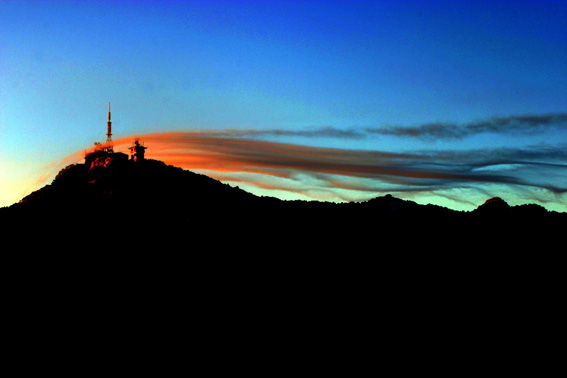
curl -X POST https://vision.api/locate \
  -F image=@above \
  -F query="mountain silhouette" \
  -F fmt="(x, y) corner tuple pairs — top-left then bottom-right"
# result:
(2, 154), (564, 326)
(2, 155), (565, 247)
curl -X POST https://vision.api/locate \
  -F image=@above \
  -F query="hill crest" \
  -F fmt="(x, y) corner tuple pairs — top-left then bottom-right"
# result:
(2, 156), (565, 234)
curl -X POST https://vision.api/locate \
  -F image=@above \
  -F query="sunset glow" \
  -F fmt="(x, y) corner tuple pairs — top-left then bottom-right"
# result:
(1, 1), (566, 212)
(24, 129), (562, 211)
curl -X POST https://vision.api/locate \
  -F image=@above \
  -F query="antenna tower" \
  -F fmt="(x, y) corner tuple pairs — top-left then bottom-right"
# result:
(106, 102), (114, 152)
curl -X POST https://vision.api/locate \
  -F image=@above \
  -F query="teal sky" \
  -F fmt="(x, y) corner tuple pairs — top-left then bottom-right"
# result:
(1, 0), (567, 211)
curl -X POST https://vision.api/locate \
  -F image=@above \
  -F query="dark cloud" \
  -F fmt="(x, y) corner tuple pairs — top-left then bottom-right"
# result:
(104, 132), (567, 201)
(195, 113), (567, 142)
(366, 113), (567, 140)
(208, 126), (366, 139)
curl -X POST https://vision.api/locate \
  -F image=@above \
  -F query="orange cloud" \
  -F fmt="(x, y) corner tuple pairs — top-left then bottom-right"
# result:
(108, 131), (524, 192)
(40, 130), (564, 209)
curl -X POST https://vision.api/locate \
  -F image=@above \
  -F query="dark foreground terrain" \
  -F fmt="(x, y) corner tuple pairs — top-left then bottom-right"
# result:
(2, 156), (564, 246)
(2, 156), (563, 342)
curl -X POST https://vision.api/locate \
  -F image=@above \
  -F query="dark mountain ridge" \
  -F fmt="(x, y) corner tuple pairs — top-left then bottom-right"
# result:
(2, 156), (564, 239)
(3, 156), (565, 304)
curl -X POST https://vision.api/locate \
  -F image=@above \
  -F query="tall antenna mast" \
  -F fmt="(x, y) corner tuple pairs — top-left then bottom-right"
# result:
(106, 102), (114, 152)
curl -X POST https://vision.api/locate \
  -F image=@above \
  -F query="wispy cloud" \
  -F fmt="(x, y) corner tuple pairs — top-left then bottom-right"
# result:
(100, 131), (567, 210)
(206, 126), (366, 139)
(112, 132), (501, 183)
(196, 113), (567, 141)
(366, 113), (567, 140)
(42, 115), (565, 211)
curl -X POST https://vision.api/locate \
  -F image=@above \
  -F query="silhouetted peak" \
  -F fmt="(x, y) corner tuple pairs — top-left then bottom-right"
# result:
(5, 158), (565, 237)
(484, 196), (509, 206)
(514, 203), (547, 215)
(365, 194), (421, 215)
(479, 196), (509, 208)
(473, 196), (513, 217)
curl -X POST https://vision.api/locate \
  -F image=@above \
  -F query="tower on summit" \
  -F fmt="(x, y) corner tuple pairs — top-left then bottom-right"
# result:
(85, 104), (148, 167)
(85, 103), (128, 167)
(106, 102), (114, 153)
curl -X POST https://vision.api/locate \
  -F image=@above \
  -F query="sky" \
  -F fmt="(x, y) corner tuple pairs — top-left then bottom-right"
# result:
(1, 0), (566, 211)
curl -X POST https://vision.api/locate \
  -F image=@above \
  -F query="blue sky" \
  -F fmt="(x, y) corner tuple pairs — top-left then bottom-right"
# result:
(1, 0), (566, 211)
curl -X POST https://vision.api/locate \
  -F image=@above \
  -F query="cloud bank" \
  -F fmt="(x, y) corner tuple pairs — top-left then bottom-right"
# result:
(101, 130), (567, 211)
(205, 113), (567, 141)
(367, 113), (567, 140)
(42, 112), (562, 211)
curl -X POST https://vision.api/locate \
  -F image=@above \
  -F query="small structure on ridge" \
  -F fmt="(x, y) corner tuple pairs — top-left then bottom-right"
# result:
(129, 139), (147, 162)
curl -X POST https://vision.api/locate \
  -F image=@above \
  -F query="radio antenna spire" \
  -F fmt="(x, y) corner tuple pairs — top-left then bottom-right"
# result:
(106, 102), (113, 152)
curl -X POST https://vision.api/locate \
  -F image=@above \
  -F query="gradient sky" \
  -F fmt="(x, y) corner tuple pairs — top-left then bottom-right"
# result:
(1, 0), (566, 211)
